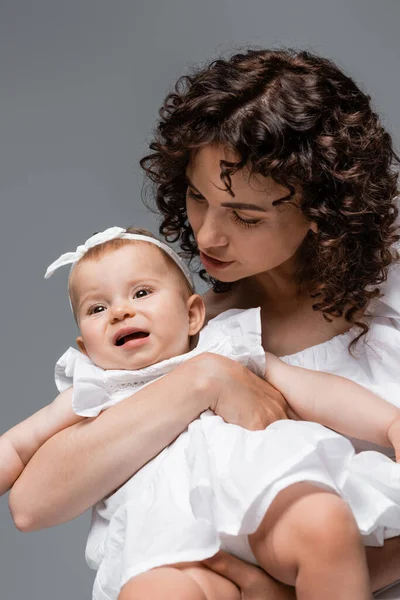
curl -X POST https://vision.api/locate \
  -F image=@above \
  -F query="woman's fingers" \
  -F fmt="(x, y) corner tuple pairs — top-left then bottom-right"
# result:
(203, 550), (259, 591)
(203, 550), (295, 599)
(195, 353), (290, 430)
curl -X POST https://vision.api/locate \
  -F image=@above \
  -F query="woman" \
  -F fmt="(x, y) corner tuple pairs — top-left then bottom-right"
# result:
(9, 48), (400, 598)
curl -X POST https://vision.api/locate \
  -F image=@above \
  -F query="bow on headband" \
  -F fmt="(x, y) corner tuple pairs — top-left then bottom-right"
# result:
(45, 226), (194, 289)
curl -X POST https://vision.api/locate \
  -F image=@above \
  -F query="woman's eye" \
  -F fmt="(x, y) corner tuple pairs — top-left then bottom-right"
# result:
(187, 187), (206, 203)
(134, 289), (151, 299)
(232, 212), (262, 228)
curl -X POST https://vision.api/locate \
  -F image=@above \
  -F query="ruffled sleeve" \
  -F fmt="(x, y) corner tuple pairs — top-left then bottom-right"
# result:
(359, 254), (400, 404)
(197, 308), (266, 377)
(54, 347), (81, 392)
(54, 347), (111, 417)
(281, 250), (400, 412)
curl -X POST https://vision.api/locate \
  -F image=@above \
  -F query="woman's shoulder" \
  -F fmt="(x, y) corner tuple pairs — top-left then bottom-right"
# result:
(281, 256), (400, 407)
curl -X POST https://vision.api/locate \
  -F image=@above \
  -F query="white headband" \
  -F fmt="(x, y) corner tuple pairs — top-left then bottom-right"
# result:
(44, 226), (194, 289)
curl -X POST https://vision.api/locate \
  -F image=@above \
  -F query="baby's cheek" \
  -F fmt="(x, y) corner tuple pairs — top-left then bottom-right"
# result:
(162, 327), (191, 358)
(87, 343), (108, 367)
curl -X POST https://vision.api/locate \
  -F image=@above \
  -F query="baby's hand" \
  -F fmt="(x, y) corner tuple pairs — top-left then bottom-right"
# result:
(387, 419), (400, 462)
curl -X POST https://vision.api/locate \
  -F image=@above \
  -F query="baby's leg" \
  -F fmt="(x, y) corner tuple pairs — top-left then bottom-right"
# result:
(249, 482), (371, 600)
(118, 562), (241, 600)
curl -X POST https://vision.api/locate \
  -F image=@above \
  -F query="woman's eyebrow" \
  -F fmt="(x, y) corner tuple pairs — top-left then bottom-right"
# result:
(220, 202), (267, 212)
(186, 175), (267, 211)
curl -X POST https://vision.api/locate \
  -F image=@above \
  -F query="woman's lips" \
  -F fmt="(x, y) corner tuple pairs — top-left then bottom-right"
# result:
(199, 251), (234, 270)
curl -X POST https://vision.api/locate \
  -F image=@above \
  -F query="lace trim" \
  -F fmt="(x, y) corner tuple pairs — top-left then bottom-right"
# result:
(105, 379), (152, 393)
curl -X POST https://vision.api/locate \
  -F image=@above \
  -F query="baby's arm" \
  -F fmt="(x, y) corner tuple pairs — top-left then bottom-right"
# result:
(0, 387), (85, 495)
(265, 353), (400, 460)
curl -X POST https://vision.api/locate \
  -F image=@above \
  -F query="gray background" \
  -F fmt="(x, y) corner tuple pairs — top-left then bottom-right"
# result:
(1, 1), (399, 598)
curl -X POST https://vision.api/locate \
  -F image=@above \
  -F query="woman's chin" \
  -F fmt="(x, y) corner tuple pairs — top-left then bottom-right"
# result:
(207, 268), (242, 284)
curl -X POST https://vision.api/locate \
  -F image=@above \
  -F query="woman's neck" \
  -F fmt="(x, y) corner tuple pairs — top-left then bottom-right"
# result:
(238, 260), (303, 312)
(204, 255), (310, 326)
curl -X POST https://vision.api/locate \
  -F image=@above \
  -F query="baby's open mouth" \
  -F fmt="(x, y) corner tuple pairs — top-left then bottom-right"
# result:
(115, 331), (150, 346)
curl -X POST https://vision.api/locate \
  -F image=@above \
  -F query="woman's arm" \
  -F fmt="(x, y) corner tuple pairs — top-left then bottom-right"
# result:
(0, 388), (84, 496)
(9, 353), (288, 531)
(265, 352), (400, 455)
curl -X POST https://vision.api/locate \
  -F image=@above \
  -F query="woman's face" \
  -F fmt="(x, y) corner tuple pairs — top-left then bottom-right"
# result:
(185, 144), (314, 282)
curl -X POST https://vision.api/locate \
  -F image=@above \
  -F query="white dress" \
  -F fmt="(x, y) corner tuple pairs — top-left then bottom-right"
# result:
(55, 262), (400, 600)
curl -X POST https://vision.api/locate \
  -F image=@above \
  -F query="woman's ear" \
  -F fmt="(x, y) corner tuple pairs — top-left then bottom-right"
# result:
(76, 336), (88, 356)
(310, 221), (318, 233)
(187, 294), (206, 336)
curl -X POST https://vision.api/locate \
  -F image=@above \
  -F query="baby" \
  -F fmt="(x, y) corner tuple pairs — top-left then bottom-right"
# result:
(2, 226), (400, 600)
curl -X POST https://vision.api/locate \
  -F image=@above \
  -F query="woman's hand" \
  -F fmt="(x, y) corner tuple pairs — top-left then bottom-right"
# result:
(194, 353), (294, 429)
(203, 551), (295, 599)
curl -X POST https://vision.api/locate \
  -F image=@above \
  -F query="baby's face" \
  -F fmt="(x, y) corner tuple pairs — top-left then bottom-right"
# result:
(71, 243), (204, 370)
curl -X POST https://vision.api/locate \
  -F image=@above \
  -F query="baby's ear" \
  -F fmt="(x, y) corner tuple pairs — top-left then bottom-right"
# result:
(187, 294), (206, 336)
(76, 336), (88, 356)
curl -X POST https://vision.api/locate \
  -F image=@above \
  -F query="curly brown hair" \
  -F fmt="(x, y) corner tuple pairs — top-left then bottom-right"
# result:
(140, 48), (400, 348)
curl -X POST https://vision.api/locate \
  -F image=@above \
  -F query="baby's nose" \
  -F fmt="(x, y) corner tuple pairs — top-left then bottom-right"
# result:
(110, 304), (135, 323)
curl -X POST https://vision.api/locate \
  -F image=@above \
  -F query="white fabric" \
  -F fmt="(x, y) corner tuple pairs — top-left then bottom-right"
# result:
(55, 308), (265, 417)
(55, 273), (400, 600)
(44, 226), (194, 289)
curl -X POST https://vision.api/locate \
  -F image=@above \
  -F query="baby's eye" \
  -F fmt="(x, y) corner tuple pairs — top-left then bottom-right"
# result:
(133, 289), (152, 299)
(88, 305), (106, 315)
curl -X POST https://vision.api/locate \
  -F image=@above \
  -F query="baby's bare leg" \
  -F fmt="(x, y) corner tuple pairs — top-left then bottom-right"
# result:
(118, 562), (240, 600)
(249, 482), (372, 600)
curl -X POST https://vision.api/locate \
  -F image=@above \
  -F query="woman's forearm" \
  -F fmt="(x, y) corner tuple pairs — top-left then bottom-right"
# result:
(9, 358), (212, 531)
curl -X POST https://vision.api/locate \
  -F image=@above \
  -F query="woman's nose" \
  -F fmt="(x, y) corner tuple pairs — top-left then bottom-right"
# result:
(195, 210), (229, 250)
(110, 303), (135, 324)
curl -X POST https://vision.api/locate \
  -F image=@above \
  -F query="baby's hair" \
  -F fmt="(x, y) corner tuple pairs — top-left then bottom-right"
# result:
(69, 226), (194, 320)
